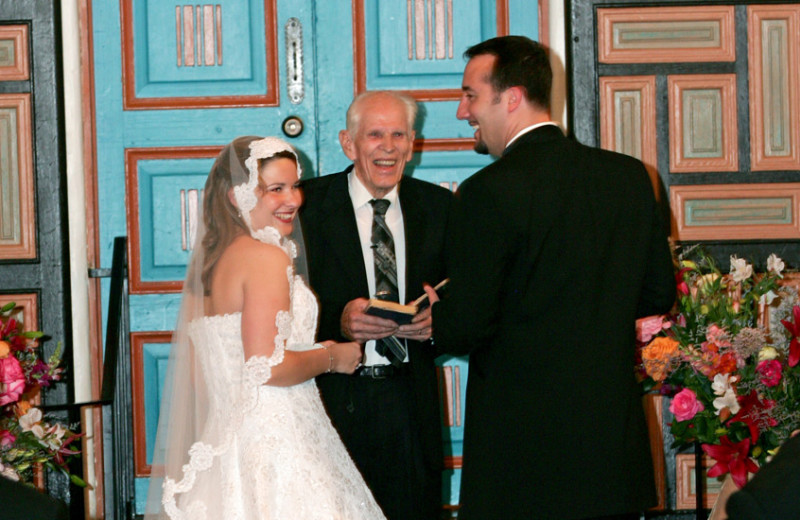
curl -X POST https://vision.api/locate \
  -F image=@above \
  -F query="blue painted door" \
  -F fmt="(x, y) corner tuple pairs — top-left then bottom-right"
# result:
(91, 0), (540, 512)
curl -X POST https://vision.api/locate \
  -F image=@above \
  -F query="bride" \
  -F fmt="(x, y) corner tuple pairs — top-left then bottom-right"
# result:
(144, 136), (386, 519)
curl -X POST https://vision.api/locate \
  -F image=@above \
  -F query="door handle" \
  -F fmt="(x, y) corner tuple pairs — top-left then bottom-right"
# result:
(285, 18), (304, 104)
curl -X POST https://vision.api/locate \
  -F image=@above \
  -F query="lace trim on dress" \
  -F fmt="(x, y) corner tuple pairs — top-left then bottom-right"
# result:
(162, 441), (231, 520)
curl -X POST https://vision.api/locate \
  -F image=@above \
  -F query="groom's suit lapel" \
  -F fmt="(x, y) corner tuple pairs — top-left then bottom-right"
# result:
(318, 171), (370, 297)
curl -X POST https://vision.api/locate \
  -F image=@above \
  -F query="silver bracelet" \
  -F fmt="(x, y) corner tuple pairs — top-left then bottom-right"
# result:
(321, 344), (333, 373)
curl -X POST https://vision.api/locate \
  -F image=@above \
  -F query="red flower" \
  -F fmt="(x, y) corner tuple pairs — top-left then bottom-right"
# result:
(755, 359), (782, 387)
(781, 305), (800, 367)
(676, 267), (692, 296)
(702, 436), (759, 488)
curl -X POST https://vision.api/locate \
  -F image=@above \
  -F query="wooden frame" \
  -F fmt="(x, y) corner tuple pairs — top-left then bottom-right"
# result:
(120, 0), (279, 109)
(597, 6), (736, 64)
(748, 5), (800, 171)
(0, 293), (38, 332)
(644, 394), (666, 510)
(0, 25), (30, 80)
(0, 93), (36, 260)
(670, 183), (800, 241)
(351, 0), (511, 101)
(675, 453), (723, 510)
(131, 331), (173, 476)
(125, 146), (222, 294)
(668, 74), (738, 173)
(599, 76), (659, 197)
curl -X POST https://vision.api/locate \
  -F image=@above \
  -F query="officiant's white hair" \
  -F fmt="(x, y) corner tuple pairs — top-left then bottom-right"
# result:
(345, 90), (418, 134)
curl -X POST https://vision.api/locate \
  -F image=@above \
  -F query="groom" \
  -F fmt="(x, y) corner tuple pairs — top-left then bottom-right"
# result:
(428, 36), (676, 519)
(300, 90), (452, 520)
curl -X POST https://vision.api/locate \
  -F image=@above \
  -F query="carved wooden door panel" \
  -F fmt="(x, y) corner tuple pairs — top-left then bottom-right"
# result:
(88, 0), (543, 512)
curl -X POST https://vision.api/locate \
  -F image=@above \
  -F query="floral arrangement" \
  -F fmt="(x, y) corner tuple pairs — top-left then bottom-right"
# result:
(0, 302), (85, 486)
(637, 250), (800, 488)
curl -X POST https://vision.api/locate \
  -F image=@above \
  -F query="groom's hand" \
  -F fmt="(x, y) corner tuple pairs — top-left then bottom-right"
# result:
(341, 297), (399, 342)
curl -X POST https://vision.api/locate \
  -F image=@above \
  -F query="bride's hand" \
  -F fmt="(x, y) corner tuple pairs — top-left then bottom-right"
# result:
(327, 341), (364, 374)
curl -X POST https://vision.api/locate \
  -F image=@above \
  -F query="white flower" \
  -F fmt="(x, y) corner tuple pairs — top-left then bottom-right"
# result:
(711, 373), (732, 396)
(713, 387), (741, 415)
(760, 290), (779, 305)
(730, 256), (753, 282)
(758, 346), (779, 361)
(43, 423), (66, 450)
(767, 254), (785, 278)
(0, 462), (19, 481)
(19, 408), (42, 432)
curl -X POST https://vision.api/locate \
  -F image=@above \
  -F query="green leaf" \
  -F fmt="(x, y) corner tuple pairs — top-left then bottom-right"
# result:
(1, 301), (16, 312)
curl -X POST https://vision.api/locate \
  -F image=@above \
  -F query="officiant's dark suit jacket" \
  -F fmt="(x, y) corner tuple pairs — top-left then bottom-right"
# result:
(431, 125), (676, 520)
(299, 166), (451, 519)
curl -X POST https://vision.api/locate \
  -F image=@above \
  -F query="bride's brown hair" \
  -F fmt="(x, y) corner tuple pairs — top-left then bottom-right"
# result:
(200, 136), (297, 293)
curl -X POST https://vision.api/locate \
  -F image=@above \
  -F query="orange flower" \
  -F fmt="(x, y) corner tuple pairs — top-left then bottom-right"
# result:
(0, 340), (10, 359)
(642, 336), (680, 381)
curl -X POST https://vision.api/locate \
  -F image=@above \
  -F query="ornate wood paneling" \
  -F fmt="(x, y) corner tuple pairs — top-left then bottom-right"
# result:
(352, 0), (509, 101)
(121, 0), (279, 109)
(599, 76), (659, 195)
(597, 6), (736, 64)
(0, 293), (38, 331)
(675, 454), (721, 510)
(668, 74), (738, 173)
(130, 331), (172, 477)
(644, 395), (666, 511)
(0, 93), (35, 259)
(670, 183), (800, 241)
(0, 25), (30, 80)
(125, 147), (221, 294)
(748, 5), (800, 171)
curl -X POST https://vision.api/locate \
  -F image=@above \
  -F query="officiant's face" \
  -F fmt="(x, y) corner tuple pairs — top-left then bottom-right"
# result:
(339, 93), (415, 199)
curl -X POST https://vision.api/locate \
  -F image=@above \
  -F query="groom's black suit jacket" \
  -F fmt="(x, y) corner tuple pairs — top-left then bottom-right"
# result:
(299, 166), (451, 517)
(432, 125), (676, 519)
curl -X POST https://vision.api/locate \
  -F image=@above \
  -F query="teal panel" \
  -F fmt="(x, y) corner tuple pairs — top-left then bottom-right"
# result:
(135, 0), (268, 97)
(407, 149), (493, 187)
(508, 0), (540, 39)
(130, 294), (182, 332)
(143, 342), (172, 464)
(685, 198), (793, 226)
(366, 0), (496, 90)
(136, 158), (211, 282)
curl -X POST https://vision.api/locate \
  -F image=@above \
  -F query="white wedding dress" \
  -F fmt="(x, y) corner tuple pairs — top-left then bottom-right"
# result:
(160, 233), (386, 520)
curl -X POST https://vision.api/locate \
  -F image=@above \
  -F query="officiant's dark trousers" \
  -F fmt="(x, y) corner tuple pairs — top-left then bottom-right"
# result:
(317, 369), (438, 520)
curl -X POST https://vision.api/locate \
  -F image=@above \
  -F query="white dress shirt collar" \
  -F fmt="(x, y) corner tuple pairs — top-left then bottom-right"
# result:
(505, 121), (560, 150)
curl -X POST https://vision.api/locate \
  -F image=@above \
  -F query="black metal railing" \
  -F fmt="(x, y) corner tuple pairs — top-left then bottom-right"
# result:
(101, 236), (136, 519)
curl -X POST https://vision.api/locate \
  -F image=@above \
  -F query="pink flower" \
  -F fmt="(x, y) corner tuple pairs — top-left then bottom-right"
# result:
(636, 315), (669, 343)
(0, 355), (26, 406)
(0, 429), (15, 447)
(755, 360), (782, 387)
(670, 388), (705, 422)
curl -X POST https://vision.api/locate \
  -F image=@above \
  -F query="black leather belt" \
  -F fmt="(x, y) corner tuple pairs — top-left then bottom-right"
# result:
(355, 363), (410, 379)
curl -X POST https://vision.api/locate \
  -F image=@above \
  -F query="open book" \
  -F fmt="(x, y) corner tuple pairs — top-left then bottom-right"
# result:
(364, 279), (449, 325)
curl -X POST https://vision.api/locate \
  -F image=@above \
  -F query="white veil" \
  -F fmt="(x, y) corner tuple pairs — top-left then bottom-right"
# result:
(143, 136), (305, 519)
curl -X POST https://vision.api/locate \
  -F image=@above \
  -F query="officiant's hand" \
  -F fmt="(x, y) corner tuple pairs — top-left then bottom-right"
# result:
(341, 297), (399, 342)
(396, 305), (432, 341)
(396, 283), (439, 341)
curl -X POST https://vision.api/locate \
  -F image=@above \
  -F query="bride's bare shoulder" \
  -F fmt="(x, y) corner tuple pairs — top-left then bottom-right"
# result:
(223, 235), (291, 271)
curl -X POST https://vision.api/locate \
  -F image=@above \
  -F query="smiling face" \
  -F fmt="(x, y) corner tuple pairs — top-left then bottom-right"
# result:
(248, 156), (302, 237)
(456, 54), (509, 157)
(339, 93), (415, 199)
